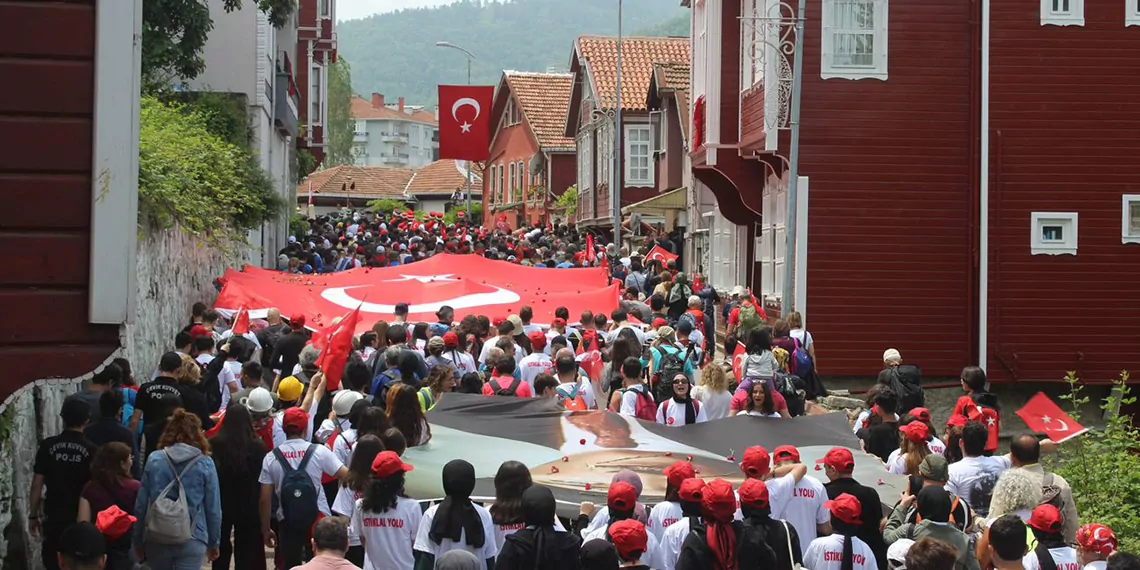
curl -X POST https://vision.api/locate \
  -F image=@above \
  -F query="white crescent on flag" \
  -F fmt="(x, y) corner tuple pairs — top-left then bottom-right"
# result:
(321, 283), (521, 314)
(451, 98), (481, 134)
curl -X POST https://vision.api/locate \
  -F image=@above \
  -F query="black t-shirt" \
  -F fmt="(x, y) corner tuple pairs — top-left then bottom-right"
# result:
(825, 477), (888, 570)
(84, 418), (134, 450)
(34, 430), (96, 522)
(135, 376), (214, 431)
(271, 331), (309, 375)
(857, 421), (900, 463)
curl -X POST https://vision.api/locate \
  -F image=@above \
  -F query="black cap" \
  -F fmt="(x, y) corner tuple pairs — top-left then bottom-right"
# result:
(159, 351), (183, 373)
(58, 522), (106, 561)
(394, 302), (409, 316)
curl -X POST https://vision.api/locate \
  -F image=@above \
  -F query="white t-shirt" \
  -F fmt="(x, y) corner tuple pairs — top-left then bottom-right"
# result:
(442, 350), (477, 376)
(258, 439), (345, 519)
(803, 533), (878, 570)
(353, 496), (422, 570)
(555, 379), (597, 409)
(774, 474), (829, 546)
(619, 384), (654, 417)
(518, 353), (553, 392)
(218, 360), (241, 412)
(1084, 561), (1108, 570)
(655, 399), (708, 426)
(316, 417), (352, 444)
(659, 516), (692, 570)
(692, 386), (733, 420)
(885, 437), (948, 474)
(647, 501), (683, 542)
(743, 410), (782, 418)
(413, 502), (498, 567)
(477, 336), (500, 365)
(606, 324), (647, 347)
(330, 428), (359, 468)
(789, 328), (814, 350)
(333, 488), (363, 546)
(582, 523), (662, 570)
(1023, 546), (1080, 570)
(735, 472), (798, 521)
(946, 455), (1009, 513)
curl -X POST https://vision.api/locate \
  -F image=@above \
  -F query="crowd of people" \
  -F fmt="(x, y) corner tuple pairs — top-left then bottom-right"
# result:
(30, 215), (1136, 570)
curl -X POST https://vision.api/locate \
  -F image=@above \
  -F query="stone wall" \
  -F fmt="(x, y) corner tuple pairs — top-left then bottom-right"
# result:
(0, 226), (246, 569)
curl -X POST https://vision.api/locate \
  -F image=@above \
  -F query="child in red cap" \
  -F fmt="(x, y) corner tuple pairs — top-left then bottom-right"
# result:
(648, 462), (695, 541)
(608, 519), (651, 569)
(1076, 523), (1117, 569)
(659, 478), (707, 570)
(1026, 504), (1078, 570)
(738, 478), (805, 569)
(804, 493), (878, 570)
(676, 479), (740, 570)
(771, 444), (830, 546)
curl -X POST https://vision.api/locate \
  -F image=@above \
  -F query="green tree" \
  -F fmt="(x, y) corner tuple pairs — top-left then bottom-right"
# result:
(554, 185), (578, 211)
(143, 0), (297, 88)
(367, 199), (407, 215)
(326, 57), (357, 166)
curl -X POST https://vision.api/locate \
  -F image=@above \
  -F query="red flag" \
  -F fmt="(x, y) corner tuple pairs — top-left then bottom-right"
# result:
(731, 343), (747, 383)
(645, 245), (679, 264)
(1016, 392), (1089, 443)
(314, 306), (361, 391)
(585, 234), (596, 263)
(230, 307), (250, 335)
(438, 85), (494, 161)
(579, 332), (604, 382)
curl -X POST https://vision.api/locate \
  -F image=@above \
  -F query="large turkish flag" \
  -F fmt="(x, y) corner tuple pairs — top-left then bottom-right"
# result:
(438, 85), (494, 161)
(214, 254), (621, 334)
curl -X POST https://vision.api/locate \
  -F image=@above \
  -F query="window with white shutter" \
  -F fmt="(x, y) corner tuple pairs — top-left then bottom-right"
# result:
(625, 124), (653, 187)
(1127, 0), (1140, 26)
(821, 0), (888, 80)
(1041, 0), (1084, 26)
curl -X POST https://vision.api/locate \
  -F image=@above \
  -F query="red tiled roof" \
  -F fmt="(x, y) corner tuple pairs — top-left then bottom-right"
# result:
(504, 71), (575, 149)
(297, 165), (414, 199)
(351, 97), (438, 125)
(652, 62), (691, 141)
(405, 159), (484, 196)
(576, 36), (690, 112)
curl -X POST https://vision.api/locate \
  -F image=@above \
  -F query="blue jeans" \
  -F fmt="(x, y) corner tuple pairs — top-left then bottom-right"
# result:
(144, 539), (207, 570)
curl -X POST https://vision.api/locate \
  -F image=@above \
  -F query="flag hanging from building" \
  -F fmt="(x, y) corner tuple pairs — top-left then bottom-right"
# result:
(1015, 392), (1089, 443)
(438, 85), (494, 161)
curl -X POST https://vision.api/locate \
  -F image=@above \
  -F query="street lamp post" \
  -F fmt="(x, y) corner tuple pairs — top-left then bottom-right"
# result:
(613, 0), (623, 248)
(436, 41), (476, 218)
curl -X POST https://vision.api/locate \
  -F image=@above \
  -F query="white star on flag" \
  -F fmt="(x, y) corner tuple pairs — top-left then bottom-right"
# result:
(1042, 415), (1053, 424)
(385, 274), (460, 284)
(460, 122), (472, 133)
(986, 417), (996, 427)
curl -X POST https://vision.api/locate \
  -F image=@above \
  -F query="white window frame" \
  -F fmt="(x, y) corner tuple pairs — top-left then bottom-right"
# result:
(1128, 0), (1140, 26)
(1031, 212), (1078, 255)
(1041, 0), (1084, 26)
(1122, 195), (1140, 244)
(517, 160), (525, 201)
(578, 130), (593, 191)
(310, 64), (324, 126)
(596, 122), (611, 191)
(508, 162), (516, 201)
(821, 0), (889, 81)
(319, 0), (331, 18)
(624, 123), (654, 187)
(498, 164), (505, 203)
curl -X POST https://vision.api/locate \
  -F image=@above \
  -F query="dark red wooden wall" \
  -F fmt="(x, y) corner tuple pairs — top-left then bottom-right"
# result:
(0, 0), (121, 395)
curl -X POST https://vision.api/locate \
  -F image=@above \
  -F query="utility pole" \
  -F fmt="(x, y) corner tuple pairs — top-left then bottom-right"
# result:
(612, 0), (624, 247)
(781, 0), (807, 315)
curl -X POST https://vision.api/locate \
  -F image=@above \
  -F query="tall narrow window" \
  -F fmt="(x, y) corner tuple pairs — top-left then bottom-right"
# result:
(498, 165), (505, 204)
(310, 64), (323, 124)
(1040, 0), (1084, 25)
(509, 162), (516, 201)
(821, 0), (888, 80)
(517, 160), (525, 202)
(624, 124), (653, 187)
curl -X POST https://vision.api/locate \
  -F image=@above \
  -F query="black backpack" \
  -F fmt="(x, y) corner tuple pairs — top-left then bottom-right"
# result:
(491, 377), (522, 397)
(881, 365), (924, 412)
(773, 372), (806, 417)
(653, 347), (687, 403)
(273, 444), (320, 529)
(198, 365), (222, 414)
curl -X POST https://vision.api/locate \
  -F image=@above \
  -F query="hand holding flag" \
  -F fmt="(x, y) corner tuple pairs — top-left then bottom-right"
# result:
(1016, 392), (1088, 443)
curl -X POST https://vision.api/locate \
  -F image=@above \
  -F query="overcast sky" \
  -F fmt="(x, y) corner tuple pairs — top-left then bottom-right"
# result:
(337, 0), (456, 22)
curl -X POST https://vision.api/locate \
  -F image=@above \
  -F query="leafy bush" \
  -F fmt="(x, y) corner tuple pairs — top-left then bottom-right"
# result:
(1048, 371), (1140, 553)
(444, 203), (482, 225)
(138, 96), (281, 238)
(367, 199), (406, 215)
(554, 185), (578, 211)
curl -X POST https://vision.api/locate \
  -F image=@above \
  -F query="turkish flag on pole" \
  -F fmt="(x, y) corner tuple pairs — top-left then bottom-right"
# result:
(646, 245), (679, 264)
(438, 85), (494, 161)
(315, 306), (361, 391)
(731, 343), (747, 383)
(585, 234), (596, 263)
(230, 307), (250, 335)
(1016, 392), (1089, 443)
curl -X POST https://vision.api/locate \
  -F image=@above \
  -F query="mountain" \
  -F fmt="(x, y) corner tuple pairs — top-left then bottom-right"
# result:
(336, 0), (688, 106)
(633, 13), (690, 37)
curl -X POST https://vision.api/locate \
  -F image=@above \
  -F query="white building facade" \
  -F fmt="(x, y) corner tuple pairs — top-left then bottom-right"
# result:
(351, 94), (439, 169)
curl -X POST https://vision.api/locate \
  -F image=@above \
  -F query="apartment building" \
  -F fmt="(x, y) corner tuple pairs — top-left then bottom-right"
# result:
(351, 94), (439, 169)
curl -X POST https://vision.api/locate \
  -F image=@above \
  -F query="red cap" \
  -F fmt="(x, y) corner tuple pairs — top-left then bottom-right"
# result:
(607, 481), (638, 512)
(189, 325), (212, 339)
(816, 447), (855, 474)
(738, 479), (770, 509)
(608, 519), (648, 560)
(908, 407), (932, 423)
(527, 330), (547, 350)
(701, 479), (738, 523)
(946, 414), (968, 428)
(1077, 524), (1118, 557)
(95, 504), (137, 541)
(677, 478), (706, 503)
(1028, 504), (1063, 534)
(740, 446), (771, 478)
(442, 331), (460, 348)
(282, 407), (309, 433)
(663, 461), (696, 490)
(553, 317), (567, 328)
(492, 317), (506, 327)
(370, 451), (414, 479)
(824, 493), (863, 525)
(652, 318), (668, 328)
(773, 445), (800, 464)
(902, 421), (930, 444)
(289, 314), (306, 329)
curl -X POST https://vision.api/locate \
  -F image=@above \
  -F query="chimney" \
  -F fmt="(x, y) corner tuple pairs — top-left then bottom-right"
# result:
(398, 97), (405, 113)
(371, 93), (384, 108)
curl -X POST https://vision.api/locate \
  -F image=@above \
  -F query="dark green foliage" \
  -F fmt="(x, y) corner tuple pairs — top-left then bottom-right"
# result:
(337, 0), (687, 105)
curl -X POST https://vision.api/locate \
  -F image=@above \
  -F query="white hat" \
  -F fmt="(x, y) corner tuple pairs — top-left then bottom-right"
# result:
(333, 390), (364, 417)
(730, 285), (747, 297)
(886, 538), (914, 569)
(883, 348), (902, 363)
(241, 387), (274, 413)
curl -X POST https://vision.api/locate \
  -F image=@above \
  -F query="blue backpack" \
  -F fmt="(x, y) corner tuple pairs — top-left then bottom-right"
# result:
(273, 444), (320, 529)
(790, 337), (814, 379)
(119, 388), (143, 436)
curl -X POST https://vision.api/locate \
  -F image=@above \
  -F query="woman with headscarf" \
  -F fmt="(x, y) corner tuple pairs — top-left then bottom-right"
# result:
(414, 460), (497, 570)
(581, 482), (663, 569)
(737, 479), (802, 570)
(676, 479), (740, 570)
(577, 470), (650, 537)
(497, 486), (582, 570)
(579, 539), (620, 570)
(660, 478), (706, 570)
(655, 373), (708, 427)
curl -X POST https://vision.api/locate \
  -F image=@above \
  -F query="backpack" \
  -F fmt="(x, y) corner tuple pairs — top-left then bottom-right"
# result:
(882, 365), (924, 412)
(653, 346), (688, 403)
(199, 367), (222, 414)
(273, 444), (321, 529)
(773, 372), (806, 417)
(143, 451), (205, 545)
(556, 383), (589, 412)
(119, 388), (141, 435)
(626, 386), (657, 422)
(490, 377), (522, 397)
(789, 336), (814, 380)
(737, 303), (763, 335)
(417, 387), (436, 411)
(1041, 473), (1067, 525)
(370, 369), (400, 409)
(678, 312), (698, 331)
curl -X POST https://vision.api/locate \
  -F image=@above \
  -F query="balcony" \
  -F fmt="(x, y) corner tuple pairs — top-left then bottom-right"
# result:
(382, 153), (410, 164)
(379, 132), (409, 144)
(274, 71), (299, 138)
(353, 131), (368, 143)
